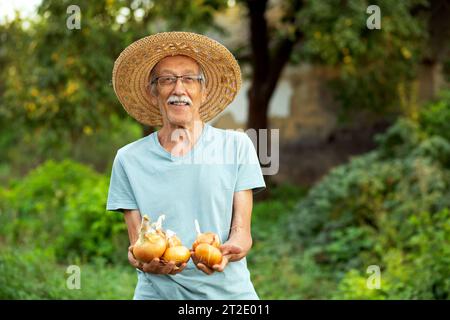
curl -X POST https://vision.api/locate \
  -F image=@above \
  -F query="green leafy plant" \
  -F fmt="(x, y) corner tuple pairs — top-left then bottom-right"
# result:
(0, 159), (128, 263)
(0, 247), (135, 299)
(282, 90), (450, 299)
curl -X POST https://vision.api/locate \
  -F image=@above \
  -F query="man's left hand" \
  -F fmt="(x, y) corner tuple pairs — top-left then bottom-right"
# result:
(192, 242), (246, 275)
(212, 243), (245, 272)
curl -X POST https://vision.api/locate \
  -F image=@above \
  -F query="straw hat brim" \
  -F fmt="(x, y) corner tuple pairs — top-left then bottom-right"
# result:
(112, 31), (242, 126)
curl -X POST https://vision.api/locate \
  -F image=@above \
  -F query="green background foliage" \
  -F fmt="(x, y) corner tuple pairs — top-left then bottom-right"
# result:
(297, 0), (427, 114)
(0, 0), (449, 299)
(1, 90), (449, 299)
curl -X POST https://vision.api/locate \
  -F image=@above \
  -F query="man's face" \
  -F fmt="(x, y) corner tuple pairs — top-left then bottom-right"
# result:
(150, 55), (207, 127)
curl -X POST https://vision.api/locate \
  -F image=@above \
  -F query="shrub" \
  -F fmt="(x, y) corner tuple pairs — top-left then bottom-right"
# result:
(248, 184), (313, 299)
(419, 90), (450, 142)
(333, 209), (450, 299)
(284, 90), (450, 299)
(0, 247), (135, 299)
(0, 159), (128, 264)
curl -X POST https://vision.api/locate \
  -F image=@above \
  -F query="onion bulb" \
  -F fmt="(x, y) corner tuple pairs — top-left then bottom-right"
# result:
(162, 230), (190, 265)
(192, 228), (223, 267)
(192, 232), (220, 250)
(163, 246), (191, 265)
(133, 215), (167, 263)
(194, 243), (223, 267)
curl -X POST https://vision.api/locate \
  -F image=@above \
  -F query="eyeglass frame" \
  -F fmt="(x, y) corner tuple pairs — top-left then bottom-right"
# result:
(150, 74), (205, 88)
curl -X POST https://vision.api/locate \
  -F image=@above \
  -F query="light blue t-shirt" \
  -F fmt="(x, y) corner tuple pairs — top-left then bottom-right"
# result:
(106, 123), (266, 300)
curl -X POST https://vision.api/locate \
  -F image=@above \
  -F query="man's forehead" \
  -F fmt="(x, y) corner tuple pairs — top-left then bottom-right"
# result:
(154, 55), (201, 73)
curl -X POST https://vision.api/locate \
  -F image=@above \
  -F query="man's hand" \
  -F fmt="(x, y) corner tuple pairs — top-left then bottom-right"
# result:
(191, 242), (245, 275)
(128, 245), (187, 275)
(213, 243), (246, 271)
(191, 189), (254, 275)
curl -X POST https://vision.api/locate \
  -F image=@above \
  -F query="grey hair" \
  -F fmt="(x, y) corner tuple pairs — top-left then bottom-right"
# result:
(148, 60), (207, 96)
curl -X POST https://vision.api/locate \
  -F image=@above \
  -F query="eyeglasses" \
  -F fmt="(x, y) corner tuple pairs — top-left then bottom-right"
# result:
(151, 75), (204, 88)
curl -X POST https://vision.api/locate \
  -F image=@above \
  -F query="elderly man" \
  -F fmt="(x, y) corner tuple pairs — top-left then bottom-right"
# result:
(107, 32), (265, 299)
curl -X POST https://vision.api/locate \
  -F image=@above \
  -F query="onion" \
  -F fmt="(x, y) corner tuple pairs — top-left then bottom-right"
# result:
(192, 228), (223, 268)
(167, 233), (183, 248)
(192, 232), (220, 250)
(163, 246), (191, 265)
(133, 215), (167, 263)
(194, 243), (223, 267)
(161, 231), (190, 266)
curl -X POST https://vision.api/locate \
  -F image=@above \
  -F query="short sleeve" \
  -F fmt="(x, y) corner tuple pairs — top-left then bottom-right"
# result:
(234, 133), (266, 194)
(106, 152), (139, 212)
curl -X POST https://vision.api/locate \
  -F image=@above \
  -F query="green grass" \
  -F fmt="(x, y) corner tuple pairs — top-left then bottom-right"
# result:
(0, 247), (135, 299)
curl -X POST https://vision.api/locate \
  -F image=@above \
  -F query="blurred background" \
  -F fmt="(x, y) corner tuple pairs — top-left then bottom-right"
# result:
(0, 0), (449, 299)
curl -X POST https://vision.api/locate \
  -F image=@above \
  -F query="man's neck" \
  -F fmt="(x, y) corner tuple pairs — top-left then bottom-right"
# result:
(157, 120), (205, 156)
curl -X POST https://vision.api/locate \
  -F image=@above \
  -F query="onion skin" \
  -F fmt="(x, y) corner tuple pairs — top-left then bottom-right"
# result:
(167, 235), (182, 248)
(133, 233), (167, 263)
(162, 234), (190, 266)
(192, 232), (220, 250)
(194, 243), (223, 267)
(162, 246), (191, 265)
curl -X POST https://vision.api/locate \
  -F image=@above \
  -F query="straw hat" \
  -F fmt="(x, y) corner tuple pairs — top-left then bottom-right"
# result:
(112, 31), (242, 126)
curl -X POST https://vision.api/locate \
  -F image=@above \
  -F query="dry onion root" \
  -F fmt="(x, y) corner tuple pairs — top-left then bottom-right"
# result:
(192, 220), (223, 268)
(162, 230), (191, 266)
(132, 215), (167, 263)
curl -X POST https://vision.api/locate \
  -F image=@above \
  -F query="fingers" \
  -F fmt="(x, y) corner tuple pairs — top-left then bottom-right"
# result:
(212, 255), (229, 273)
(133, 259), (144, 270)
(169, 262), (187, 275)
(190, 251), (198, 263)
(142, 258), (162, 273)
(191, 251), (214, 275)
(190, 251), (203, 268)
(141, 258), (177, 275)
(197, 263), (215, 275)
(160, 261), (176, 274)
(219, 243), (246, 262)
(137, 251), (233, 275)
(128, 248), (143, 270)
(136, 257), (187, 275)
(141, 258), (157, 273)
(220, 244), (243, 256)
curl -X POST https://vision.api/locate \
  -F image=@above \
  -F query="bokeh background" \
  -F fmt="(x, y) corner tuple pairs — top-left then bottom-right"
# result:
(0, 0), (449, 299)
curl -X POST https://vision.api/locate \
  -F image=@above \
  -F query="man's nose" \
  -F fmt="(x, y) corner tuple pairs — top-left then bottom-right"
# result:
(172, 78), (187, 95)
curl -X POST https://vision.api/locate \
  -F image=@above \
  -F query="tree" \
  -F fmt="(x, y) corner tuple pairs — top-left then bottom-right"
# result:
(244, 0), (304, 132)
(240, 0), (432, 133)
(0, 0), (233, 175)
(0, 0), (229, 145)
(1, 0), (447, 176)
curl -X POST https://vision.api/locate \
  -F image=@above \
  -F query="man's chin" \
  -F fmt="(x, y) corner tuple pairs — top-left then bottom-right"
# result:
(167, 116), (193, 127)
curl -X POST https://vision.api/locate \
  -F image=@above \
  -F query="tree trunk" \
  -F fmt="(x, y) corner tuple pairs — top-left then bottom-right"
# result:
(244, 0), (304, 188)
(247, 84), (270, 131)
(245, 0), (304, 132)
(247, 85), (271, 180)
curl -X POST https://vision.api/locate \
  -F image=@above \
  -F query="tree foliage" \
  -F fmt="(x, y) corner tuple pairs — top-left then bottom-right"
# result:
(0, 0), (228, 174)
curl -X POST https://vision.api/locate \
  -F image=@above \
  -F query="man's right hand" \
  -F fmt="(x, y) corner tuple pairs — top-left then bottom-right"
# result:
(128, 245), (187, 275)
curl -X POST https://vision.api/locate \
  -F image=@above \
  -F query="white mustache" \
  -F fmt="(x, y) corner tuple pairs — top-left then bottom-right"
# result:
(167, 95), (192, 106)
